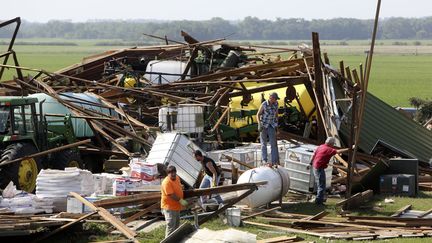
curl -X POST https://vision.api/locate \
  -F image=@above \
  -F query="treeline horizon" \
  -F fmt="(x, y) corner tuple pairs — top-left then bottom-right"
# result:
(2, 17), (432, 41)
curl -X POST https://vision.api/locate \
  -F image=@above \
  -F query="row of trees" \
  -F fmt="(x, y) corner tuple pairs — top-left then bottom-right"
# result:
(1, 17), (432, 41)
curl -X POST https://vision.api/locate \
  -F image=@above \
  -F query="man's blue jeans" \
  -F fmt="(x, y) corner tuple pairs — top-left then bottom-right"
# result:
(260, 125), (279, 165)
(199, 174), (223, 204)
(313, 168), (326, 204)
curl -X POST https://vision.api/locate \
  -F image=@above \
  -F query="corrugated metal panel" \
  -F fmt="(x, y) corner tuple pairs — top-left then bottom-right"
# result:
(335, 82), (432, 164)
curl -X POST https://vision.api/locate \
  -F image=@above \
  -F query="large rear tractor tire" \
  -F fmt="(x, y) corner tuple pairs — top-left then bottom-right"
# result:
(52, 149), (83, 169)
(0, 143), (42, 192)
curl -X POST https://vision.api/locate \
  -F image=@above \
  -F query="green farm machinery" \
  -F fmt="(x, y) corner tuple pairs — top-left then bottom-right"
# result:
(0, 96), (88, 192)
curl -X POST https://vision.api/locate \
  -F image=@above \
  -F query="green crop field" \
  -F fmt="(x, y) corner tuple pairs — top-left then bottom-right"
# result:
(1, 39), (431, 106)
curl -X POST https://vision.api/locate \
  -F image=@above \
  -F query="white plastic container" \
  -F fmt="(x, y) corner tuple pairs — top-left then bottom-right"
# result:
(177, 105), (204, 133)
(284, 144), (333, 193)
(144, 60), (189, 84)
(145, 132), (202, 187)
(158, 106), (178, 131)
(220, 148), (256, 169)
(226, 207), (241, 227)
(158, 105), (204, 134)
(236, 167), (290, 208)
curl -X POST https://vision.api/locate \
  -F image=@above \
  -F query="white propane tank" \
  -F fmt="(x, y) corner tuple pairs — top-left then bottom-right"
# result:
(236, 166), (290, 208)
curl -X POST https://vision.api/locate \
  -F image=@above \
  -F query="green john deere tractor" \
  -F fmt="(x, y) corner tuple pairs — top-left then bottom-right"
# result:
(0, 96), (80, 192)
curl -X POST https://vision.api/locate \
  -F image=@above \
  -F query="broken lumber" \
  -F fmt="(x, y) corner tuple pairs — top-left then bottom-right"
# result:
(241, 206), (281, 220)
(123, 202), (160, 224)
(70, 192), (139, 243)
(33, 212), (97, 243)
(391, 205), (412, 217)
(257, 236), (301, 243)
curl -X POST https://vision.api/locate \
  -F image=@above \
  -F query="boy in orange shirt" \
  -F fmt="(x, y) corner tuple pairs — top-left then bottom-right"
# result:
(161, 165), (187, 237)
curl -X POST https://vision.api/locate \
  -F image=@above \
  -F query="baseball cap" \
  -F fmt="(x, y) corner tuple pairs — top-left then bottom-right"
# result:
(270, 92), (280, 100)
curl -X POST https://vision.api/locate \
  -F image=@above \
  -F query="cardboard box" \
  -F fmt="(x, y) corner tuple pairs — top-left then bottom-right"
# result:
(130, 162), (158, 181)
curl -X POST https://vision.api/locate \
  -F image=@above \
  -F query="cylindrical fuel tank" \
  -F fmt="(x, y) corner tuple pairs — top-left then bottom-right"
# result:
(236, 166), (290, 208)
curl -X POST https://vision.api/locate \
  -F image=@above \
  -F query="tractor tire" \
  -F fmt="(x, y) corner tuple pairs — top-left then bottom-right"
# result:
(52, 149), (84, 169)
(0, 143), (42, 192)
(83, 155), (104, 173)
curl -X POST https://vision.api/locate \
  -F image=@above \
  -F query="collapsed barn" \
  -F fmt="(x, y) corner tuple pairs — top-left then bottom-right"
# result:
(0, 13), (432, 242)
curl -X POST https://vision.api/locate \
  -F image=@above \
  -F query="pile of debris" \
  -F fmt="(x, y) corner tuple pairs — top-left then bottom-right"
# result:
(0, 14), (431, 242)
(244, 205), (432, 241)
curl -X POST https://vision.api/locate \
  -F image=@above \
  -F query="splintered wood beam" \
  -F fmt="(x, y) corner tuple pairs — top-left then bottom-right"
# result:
(339, 61), (345, 78)
(210, 107), (230, 133)
(345, 66), (353, 82)
(323, 52), (330, 65)
(181, 47), (199, 80)
(352, 69), (361, 88)
(391, 205), (412, 217)
(311, 32), (326, 143)
(241, 206), (281, 220)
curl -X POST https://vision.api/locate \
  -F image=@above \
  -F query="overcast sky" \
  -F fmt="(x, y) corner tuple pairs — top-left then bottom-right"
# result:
(3, 0), (431, 22)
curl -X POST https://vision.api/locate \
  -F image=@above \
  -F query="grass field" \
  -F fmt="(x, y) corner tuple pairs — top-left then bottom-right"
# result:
(40, 191), (432, 243)
(1, 39), (431, 106)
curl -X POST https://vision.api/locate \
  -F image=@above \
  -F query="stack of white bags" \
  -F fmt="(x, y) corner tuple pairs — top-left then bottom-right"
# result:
(36, 168), (94, 211)
(0, 182), (54, 214)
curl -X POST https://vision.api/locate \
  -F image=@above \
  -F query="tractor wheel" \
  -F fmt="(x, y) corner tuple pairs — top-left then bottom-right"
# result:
(52, 149), (83, 169)
(83, 155), (104, 173)
(0, 143), (42, 192)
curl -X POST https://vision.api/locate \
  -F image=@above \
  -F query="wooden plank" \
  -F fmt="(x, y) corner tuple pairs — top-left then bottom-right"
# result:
(336, 190), (373, 208)
(33, 212), (97, 243)
(311, 32), (326, 143)
(98, 207), (137, 238)
(93, 192), (161, 208)
(257, 236), (299, 243)
(70, 192), (98, 210)
(123, 202), (160, 224)
(391, 205), (412, 217)
(302, 211), (329, 221)
(244, 221), (324, 238)
(241, 206), (281, 220)
(221, 154), (254, 169)
(259, 217), (397, 231)
(70, 192), (138, 243)
(418, 208), (432, 218)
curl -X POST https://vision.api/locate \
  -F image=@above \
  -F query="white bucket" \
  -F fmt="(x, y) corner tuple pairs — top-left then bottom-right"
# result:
(226, 207), (241, 227)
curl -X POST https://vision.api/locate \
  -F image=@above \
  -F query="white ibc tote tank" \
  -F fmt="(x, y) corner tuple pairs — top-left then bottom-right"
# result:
(236, 167), (290, 208)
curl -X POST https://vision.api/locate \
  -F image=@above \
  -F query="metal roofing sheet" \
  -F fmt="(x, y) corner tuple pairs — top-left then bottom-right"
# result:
(335, 81), (432, 164)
